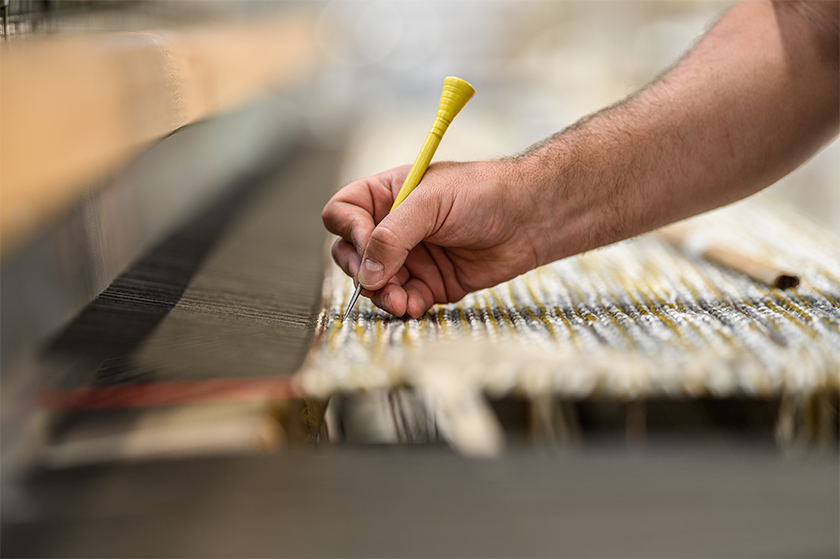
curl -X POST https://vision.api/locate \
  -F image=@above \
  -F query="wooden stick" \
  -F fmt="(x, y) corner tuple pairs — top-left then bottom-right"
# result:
(659, 223), (800, 289)
(0, 11), (320, 257)
(39, 376), (301, 411)
(41, 402), (285, 468)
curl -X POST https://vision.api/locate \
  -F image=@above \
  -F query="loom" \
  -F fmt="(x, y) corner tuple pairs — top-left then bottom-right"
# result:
(1, 2), (838, 556)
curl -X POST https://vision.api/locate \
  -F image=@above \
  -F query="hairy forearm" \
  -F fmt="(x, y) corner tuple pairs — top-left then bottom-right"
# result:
(519, 0), (839, 266)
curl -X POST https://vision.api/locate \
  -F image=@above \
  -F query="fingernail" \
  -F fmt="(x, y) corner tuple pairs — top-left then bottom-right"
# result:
(381, 292), (391, 311)
(358, 258), (384, 288)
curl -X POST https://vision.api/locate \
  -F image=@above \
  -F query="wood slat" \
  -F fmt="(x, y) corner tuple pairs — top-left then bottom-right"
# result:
(0, 10), (320, 256)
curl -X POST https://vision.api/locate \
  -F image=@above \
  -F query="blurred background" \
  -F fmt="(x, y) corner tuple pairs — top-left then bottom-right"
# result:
(1, 1), (837, 557)
(5, 0), (836, 233)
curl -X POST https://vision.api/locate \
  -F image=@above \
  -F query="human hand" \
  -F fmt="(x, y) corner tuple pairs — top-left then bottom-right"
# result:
(321, 160), (549, 318)
(327, 0), (840, 322)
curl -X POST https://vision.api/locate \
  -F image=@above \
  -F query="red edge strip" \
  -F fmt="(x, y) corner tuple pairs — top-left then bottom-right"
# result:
(39, 376), (303, 411)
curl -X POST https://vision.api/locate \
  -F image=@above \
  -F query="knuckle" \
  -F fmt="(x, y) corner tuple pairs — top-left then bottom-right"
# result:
(321, 204), (344, 234)
(369, 223), (403, 254)
(321, 205), (334, 227)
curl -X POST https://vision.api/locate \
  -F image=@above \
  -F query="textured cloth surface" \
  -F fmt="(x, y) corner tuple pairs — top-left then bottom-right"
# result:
(44, 147), (339, 388)
(300, 195), (840, 401)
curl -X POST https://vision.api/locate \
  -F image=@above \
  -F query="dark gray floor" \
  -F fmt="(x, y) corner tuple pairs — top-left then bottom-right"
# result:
(3, 442), (837, 558)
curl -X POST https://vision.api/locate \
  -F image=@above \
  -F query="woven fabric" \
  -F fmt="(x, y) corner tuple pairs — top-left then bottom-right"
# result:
(299, 194), (840, 402)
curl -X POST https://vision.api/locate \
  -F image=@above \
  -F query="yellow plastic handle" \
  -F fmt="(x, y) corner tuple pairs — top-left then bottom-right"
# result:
(389, 76), (475, 211)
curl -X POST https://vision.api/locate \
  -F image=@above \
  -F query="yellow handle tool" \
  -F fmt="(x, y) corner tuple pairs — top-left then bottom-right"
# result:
(344, 76), (475, 319)
(390, 77), (476, 209)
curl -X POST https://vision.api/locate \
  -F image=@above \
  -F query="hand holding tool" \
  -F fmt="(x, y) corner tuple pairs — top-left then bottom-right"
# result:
(343, 76), (475, 319)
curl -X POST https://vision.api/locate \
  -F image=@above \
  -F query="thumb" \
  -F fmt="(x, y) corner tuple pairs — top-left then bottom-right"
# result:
(358, 195), (439, 290)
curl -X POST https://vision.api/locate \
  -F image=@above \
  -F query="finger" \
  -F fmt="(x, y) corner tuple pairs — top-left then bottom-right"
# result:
(321, 193), (379, 260)
(321, 169), (409, 246)
(366, 265), (411, 316)
(362, 264), (417, 317)
(401, 243), (448, 302)
(323, 200), (375, 259)
(331, 241), (414, 288)
(331, 238), (362, 279)
(358, 191), (444, 291)
(393, 265), (411, 286)
(369, 281), (408, 317)
(403, 278), (435, 319)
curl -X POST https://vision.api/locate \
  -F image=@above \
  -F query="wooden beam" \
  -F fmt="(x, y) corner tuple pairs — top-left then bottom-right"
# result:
(0, 11), (320, 257)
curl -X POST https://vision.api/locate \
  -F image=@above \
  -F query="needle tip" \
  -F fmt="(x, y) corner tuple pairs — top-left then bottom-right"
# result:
(343, 283), (363, 321)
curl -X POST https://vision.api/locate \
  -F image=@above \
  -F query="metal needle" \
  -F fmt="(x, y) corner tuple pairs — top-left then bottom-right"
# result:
(343, 282), (363, 320)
